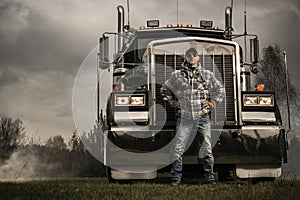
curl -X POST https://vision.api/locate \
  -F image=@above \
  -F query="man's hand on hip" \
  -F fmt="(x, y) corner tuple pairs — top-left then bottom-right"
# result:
(170, 100), (181, 108)
(204, 100), (215, 109)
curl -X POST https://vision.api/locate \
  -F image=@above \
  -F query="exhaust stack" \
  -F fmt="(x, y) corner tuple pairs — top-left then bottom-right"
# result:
(225, 6), (233, 36)
(250, 38), (259, 64)
(117, 5), (125, 52)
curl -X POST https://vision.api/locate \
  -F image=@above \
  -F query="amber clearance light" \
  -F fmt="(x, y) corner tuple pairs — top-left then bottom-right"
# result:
(256, 84), (265, 92)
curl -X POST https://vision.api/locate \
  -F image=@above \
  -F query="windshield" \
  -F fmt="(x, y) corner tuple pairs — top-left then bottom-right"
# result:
(142, 38), (236, 65)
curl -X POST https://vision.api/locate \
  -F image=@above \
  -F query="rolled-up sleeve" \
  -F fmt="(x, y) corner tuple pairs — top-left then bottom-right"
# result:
(160, 73), (177, 102)
(209, 73), (225, 105)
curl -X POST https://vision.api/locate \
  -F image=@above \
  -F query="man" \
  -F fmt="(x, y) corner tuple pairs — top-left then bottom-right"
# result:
(160, 47), (225, 185)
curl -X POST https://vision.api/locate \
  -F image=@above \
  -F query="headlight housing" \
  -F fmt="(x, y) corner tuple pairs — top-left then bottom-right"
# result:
(242, 92), (276, 123)
(242, 92), (275, 108)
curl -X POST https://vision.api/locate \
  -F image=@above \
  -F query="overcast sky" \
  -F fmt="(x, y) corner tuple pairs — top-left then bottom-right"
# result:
(0, 0), (299, 142)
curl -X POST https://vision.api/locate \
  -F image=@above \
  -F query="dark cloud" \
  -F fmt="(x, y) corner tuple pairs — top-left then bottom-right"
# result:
(0, 0), (114, 139)
(130, 0), (228, 28)
(1, 10), (82, 74)
(0, 0), (112, 74)
(0, 67), (20, 88)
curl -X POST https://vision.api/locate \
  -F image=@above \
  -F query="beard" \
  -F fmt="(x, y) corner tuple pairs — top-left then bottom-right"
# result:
(187, 60), (198, 68)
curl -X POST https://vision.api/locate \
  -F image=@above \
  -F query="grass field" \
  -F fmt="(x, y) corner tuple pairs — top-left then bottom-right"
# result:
(1, 178), (300, 200)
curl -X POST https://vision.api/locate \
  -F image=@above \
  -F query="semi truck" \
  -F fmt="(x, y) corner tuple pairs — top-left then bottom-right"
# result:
(96, 4), (288, 182)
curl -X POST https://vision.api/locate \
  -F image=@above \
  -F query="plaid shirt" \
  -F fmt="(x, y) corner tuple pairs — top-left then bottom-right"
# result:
(160, 62), (225, 120)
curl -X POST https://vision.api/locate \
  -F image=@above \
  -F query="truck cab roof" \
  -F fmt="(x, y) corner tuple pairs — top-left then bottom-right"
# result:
(134, 26), (226, 40)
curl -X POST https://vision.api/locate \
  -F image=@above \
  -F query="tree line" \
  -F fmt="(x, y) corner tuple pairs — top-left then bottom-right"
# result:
(0, 117), (105, 179)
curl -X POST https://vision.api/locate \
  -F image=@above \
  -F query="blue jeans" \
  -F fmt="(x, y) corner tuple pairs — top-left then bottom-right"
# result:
(170, 116), (215, 182)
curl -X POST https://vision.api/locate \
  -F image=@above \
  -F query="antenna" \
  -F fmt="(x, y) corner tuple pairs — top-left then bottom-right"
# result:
(283, 51), (291, 133)
(127, 0), (130, 28)
(177, 0), (179, 24)
(244, 0), (247, 62)
(244, 1), (247, 35)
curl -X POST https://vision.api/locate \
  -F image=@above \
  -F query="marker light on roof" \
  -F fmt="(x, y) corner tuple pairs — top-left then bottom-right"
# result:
(147, 20), (159, 27)
(200, 20), (213, 28)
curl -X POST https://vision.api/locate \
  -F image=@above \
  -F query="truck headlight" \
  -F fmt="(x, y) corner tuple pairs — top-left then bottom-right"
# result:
(116, 96), (130, 105)
(259, 96), (274, 106)
(244, 96), (258, 106)
(130, 96), (144, 105)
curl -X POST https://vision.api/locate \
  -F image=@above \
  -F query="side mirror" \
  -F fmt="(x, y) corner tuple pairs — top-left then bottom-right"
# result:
(99, 36), (110, 69)
(250, 38), (259, 64)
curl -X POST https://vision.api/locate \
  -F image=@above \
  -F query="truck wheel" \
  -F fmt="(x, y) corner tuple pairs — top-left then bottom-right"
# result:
(106, 166), (117, 183)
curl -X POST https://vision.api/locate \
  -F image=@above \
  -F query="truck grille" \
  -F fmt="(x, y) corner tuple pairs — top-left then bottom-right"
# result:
(155, 54), (236, 126)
